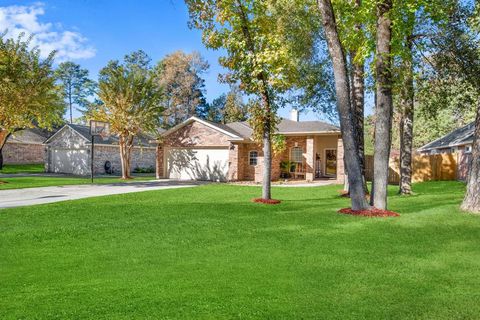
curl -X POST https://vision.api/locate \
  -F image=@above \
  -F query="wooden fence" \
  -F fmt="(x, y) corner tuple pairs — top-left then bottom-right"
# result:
(365, 152), (466, 184)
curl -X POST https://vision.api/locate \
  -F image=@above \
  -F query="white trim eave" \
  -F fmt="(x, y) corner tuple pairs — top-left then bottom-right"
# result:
(419, 140), (474, 151)
(161, 116), (242, 139)
(86, 143), (156, 149)
(6, 141), (44, 145)
(44, 125), (91, 144)
(277, 131), (340, 136)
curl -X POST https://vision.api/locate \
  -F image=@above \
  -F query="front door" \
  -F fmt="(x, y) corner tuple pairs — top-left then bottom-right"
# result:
(325, 149), (337, 176)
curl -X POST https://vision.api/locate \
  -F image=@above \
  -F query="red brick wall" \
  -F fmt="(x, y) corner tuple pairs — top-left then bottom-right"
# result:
(3, 142), (45, 164)
(163, 122), (231, 147)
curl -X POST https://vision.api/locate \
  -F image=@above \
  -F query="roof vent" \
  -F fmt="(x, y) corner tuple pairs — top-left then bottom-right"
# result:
(290, 108), (299, 122)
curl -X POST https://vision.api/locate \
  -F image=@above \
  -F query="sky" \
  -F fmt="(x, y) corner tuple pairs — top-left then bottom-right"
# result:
(0, 0), (348, 122)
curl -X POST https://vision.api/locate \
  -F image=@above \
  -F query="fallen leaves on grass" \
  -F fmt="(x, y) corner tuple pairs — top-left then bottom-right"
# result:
(252, 198), (281, 205)
(338, 207), (400, 217)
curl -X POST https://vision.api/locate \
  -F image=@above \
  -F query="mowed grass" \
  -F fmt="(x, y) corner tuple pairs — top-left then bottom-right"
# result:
(1, 181), (479, 319)
(0, 176), (156, 190)
(0, 163), (44, 174)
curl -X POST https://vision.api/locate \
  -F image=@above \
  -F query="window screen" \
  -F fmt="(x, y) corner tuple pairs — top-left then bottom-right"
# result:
(291, 147), (303, 163)
(249, 151), (258, 166)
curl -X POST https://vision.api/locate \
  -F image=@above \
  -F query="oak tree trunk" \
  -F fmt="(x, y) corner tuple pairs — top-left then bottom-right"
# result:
(351, 0), (368, 194)
(372, 0), (393, 210)
(0, 130), (10, 170)
(399, 36), (414, 195)
(261, 92), (272, 200)
(235, 0), (273, 200)
(119, 134), (133, 180)
(318, 0), (369, 210)
(156, 144), (162, 179)
(351, 54), (367, 193)
(461, 99), (480, 213)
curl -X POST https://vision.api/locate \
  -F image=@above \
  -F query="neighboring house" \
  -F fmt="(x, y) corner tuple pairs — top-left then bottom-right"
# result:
(418, 122), (474, 155)
(3, 128), (53, 164)
(156, 110), (345, 183)
(44, 124), (157, 176)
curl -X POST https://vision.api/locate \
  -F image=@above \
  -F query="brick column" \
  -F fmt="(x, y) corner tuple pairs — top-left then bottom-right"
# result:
(336, 138), (345, 184)
(227, 143), (240, 181)
(306, 136), (315, 181)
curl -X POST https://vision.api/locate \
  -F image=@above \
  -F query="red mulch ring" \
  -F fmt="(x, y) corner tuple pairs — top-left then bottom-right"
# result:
(338, 207), (400, 217)
(252, 198), (281, 205)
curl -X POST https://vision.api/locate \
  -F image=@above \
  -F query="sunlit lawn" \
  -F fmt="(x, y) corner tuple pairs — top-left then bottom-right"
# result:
(1, 181), (479, 319)
(0, 163), (44, 174)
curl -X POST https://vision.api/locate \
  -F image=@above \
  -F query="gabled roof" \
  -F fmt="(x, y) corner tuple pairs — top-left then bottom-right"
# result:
(161, 116), (340, 142)
(276, 118), (339, 134)
(7, 128), (55, 144)
(161, 116), (244, 140)
(45, 124), (157, 147)
(224, 118), (340, 138)
(419, 122), (475, 151)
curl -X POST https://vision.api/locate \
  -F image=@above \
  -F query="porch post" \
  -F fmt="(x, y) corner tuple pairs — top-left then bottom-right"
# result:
(306, 136), (315, 181)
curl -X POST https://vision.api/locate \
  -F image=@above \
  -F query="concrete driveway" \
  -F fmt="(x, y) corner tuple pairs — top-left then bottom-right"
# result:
(0, 180), (201, 209)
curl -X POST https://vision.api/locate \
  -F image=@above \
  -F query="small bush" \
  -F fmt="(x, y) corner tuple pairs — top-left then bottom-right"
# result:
(133, 166), (155, 174)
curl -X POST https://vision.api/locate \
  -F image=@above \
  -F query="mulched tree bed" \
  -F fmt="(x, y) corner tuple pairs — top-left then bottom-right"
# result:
(338, 207), (400, 217)
(252, 198), (281, 205)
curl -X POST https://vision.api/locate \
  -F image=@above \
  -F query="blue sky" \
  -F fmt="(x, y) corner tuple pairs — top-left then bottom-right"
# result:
(0, 0), (345, 121)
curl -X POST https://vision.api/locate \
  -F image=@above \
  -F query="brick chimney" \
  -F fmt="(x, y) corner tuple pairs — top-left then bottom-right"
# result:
(290, 108), (299, 122)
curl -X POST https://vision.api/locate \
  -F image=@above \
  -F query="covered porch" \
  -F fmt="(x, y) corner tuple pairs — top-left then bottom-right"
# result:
(275, 134), (345, 183)
(228, 134), (345, 184)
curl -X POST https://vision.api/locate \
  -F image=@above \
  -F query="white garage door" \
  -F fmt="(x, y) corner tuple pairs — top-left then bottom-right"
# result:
(52, 149), (89, 175)
(166, 148), (229, 181)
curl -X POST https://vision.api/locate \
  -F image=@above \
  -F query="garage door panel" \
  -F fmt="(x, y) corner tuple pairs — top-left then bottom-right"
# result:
(52, 149), (89, 175)
(167, 148), (229, 181)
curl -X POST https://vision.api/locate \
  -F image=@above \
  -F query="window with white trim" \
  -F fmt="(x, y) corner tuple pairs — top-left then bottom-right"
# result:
(465, 145), (473, 153)
(249, 151), (258, 166)
(291, 147), (303, 163)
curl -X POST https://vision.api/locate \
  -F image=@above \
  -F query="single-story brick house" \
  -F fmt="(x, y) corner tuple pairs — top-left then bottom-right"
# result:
(418, 122), (474, 155)
(156, 111), (345, 183)
(44, 124), (156, 176)
(2, 128), (53, 164)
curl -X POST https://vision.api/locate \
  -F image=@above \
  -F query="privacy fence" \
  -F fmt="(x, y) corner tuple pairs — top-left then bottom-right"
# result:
(365, 152), (472, 184)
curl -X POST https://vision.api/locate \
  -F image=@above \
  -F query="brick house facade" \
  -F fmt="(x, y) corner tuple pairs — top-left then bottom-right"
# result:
(45, 124), (156, 176)
(157, 117), (345, 183)
(2, 128), (53, 164)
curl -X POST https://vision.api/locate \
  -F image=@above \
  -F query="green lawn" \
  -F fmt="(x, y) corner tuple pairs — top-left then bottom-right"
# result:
(0, 163), (44, 174)
(1, 181), (479, 319)
(0, 176), (156, 190)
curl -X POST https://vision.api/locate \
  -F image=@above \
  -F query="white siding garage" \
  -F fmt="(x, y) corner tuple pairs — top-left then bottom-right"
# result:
(51, 149), (89, 175)
(166, 148), (229, 181)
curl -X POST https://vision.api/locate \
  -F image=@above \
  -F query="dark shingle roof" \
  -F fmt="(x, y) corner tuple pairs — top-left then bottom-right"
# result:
(8, 128), (54, 144)
(419, 122), (475, 151)
(225, 122), (254, 139)
(224, 118), (339, 139)
(68, 124), (156, 147)
(276, 118), (339, 133)
(199, 118), (246, 138)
